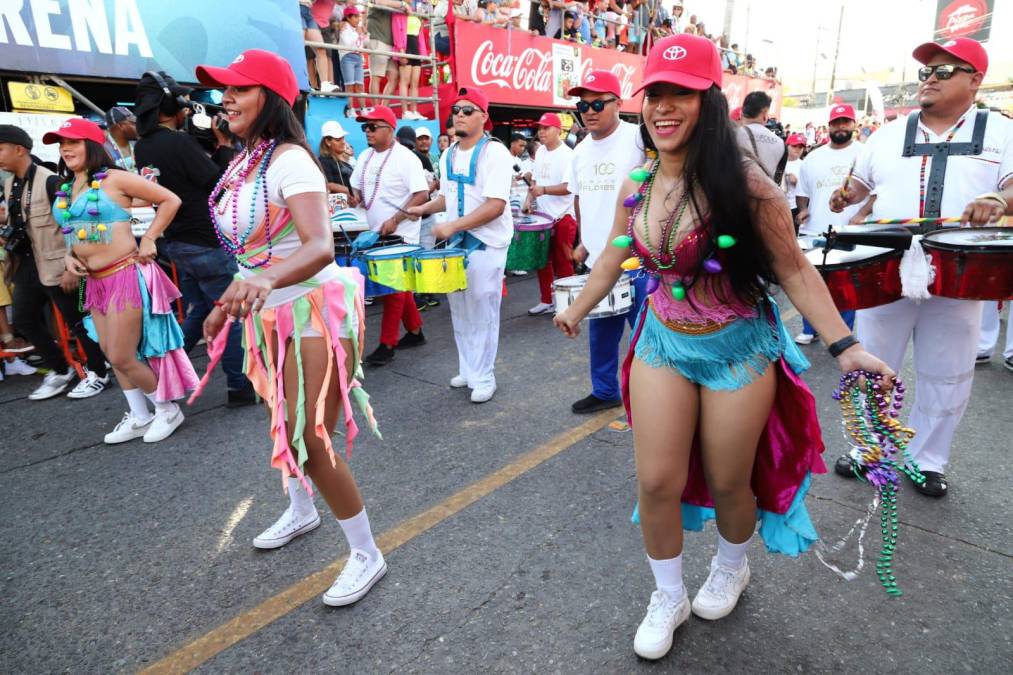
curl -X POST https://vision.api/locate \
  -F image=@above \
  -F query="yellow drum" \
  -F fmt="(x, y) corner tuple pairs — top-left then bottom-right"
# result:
(364, 244), (421, 291)
(412, 248), (468, 293)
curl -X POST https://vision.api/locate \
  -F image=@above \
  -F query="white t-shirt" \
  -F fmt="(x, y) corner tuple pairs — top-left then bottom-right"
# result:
(350, 142), (428, 244)
(439, 139), (515, 249)
(853, 106), (1013, 220)
(571, 120), (646, 267)
(736, 123), (785, 180)
(783, 157), (802, 209)
(532, 143), (574, 220)
(215, 146), (343, 308)
(795, 142), (865, 235)
(338, 25), (364, 55)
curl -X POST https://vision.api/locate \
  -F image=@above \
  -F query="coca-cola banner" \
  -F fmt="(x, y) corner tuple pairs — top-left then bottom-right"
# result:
(934, 0), (993, 42)
(454, 23), (781, 117)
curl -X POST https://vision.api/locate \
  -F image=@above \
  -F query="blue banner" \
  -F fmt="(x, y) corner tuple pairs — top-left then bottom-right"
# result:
(0, 0), (309, 88)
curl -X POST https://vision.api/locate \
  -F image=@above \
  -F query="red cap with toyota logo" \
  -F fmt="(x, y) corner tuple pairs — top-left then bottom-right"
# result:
(42, 118), (106, 146)
(567, 70), (623, 99)
(196, 49), (300, 106)
(828, 104), (856, 122)
(633, 34), (723, 96)
(912, 37), (988, 75)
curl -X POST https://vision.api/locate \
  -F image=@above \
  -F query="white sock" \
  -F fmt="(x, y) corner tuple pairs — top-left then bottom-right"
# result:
(123, 388), (152, 419)
(716, 532), (752, 570)
(287, 476), (317, 517)
(647, 554), (684, 601)
(338, 509), (380, 560)
(144, 390), (177, 413)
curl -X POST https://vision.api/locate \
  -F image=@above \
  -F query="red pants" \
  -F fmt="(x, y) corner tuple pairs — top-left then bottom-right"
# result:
(379, 291), (422, 346)
(537, 214), (577, 303)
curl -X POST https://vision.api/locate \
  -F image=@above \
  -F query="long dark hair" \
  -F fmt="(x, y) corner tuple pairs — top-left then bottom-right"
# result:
(56, 139), (117, 182)
(245, 89), (321, 170)
(639, 85), (780, 305)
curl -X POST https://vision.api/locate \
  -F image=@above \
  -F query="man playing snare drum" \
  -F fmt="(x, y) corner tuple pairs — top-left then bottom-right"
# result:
(831, 38), (1013, 498)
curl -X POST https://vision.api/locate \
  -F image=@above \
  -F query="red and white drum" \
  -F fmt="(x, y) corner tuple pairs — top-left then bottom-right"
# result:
(805, 245), (904, 311)
(922, 227), (1013, 300)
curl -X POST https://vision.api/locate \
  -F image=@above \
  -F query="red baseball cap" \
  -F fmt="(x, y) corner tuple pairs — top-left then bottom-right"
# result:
(786, 133), (807, 147)
(196, 49), (300, 106)
(356, 106), (398, 128)
(343, 5), (361, 16)
(537, 112), (562, 129)
(828, 103), (856, 122)
(452, 87), (493, 131)
(568, 70), (622, 99)
(633, 34), (722, 96)
(912, 37), (988, 75)
(42, 118), (105, 146)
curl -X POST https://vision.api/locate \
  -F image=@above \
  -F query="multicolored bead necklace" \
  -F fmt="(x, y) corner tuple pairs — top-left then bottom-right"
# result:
(208, 140), (277, 269)
(357, 146), (395, 210)
(56, 169), (113, 247)
(917, 115), (966, 218)
(833, 370), (923, 596)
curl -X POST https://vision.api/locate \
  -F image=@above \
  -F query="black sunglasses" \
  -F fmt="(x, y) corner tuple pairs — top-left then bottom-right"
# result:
(451, 105), (481, 116)
(917, 64), (976, 82)
(576, 97), (618, 113)
(361, 123), (391, 132)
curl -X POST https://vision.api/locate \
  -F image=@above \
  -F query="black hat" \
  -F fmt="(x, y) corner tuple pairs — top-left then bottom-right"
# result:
(396, 125), (417, 149)
(0, 124), (33, 150)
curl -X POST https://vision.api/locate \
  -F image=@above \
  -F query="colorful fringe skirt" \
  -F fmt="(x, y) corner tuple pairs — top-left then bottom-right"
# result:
(623, 296), (828, 556)
(84, 260), (199, 402)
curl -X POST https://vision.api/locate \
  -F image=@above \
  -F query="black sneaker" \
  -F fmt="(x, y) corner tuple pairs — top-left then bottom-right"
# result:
(415, 294), (428, 311)
(834, 454), (866, 478)
(425, 295), (440, 308)
(975, 354), (991, 365)
(365, 344), (395, 366)
(912, 471), (948, 498)
(571, 393), (622, 414)
(227, 386), (257, 408)
(396, 331), (426, 350)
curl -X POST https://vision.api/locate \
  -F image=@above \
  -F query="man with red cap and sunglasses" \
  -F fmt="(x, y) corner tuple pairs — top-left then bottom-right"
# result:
(831, 37), (1013, 498)
(525, 111), (576, 316)
(350, 105), (430, 366)
(408, 88), (514, 403)
(566, 70), (648, 414)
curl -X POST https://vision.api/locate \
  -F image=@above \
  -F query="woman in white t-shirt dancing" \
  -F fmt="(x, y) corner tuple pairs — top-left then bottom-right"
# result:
(193, 50), (386, 607)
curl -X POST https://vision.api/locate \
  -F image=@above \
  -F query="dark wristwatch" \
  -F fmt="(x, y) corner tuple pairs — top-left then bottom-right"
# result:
(828, 334), (860, 358)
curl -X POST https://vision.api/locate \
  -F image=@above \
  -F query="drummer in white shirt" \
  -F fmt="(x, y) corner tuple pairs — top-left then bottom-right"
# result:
(525, 113), (576, 316)
(567, 71), (648, 414)
(793, 104), (864, 344)
(350, 106), (430, 366)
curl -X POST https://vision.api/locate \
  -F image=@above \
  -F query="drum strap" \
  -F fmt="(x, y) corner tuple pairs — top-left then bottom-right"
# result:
(901, 110), (988, 218)
(447, 135), (491, 218)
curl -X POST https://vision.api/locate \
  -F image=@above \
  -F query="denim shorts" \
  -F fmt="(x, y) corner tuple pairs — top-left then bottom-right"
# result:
(299, 4), (315, 30)
(340, 53), (364, 85)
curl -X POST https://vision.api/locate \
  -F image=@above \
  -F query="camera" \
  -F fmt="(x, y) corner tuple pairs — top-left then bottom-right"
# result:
(765, 118), (786, 140)
(0, 221), (29, 255)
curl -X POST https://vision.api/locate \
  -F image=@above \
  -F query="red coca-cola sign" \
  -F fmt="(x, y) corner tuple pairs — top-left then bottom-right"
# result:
(935, 0), (993, 42)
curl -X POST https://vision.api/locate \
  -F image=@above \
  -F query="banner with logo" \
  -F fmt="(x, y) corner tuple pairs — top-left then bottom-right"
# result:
(0, 0), (308, 87)
(934, 0), (993, 42)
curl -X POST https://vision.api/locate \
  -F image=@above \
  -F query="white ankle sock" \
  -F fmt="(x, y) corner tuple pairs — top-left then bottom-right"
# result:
(123, 388), (152, 419)
(338, 509), (380, 560)
(287, 476), (317, 516)
(144, 391), (176, 413)
(647, 553), (684, 601)
(716, 532), (752, 570)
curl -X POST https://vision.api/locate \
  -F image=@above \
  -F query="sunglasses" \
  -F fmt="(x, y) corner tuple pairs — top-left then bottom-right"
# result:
(576, 98), (618, 113)
(361, 123), (391, 133)
(917, 64), (976, 82)
(451, 105), (481, 116)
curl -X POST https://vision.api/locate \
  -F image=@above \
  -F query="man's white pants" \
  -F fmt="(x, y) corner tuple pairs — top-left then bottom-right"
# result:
(856, 296), (983, 474)
(977, 301), (1012, 360)
(448, 245), (507, 389)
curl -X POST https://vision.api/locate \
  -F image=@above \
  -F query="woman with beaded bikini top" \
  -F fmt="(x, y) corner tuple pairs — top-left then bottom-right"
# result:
(45, 118), (198, 445)
(554, 34), (895, 661)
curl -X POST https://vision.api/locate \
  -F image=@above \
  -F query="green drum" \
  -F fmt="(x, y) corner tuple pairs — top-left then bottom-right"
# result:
(506, 212), (553, 272)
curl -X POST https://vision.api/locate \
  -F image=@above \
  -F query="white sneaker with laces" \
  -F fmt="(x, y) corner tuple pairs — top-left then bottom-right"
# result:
(322, 548), (387, 606)
(67, 371), (110, 399)
(794, 332), (815, 345)
(450, 374), (468, 388)
(319, 81), (339, 93)
(5, 358), (37, 376)
(633, 589), (690, 660)
(470, 382), (496, 403)
(28, 369), (76, 400)
(691, 556), (750, 620)
(143, 403), (184, 443)
(104, 411), (154, 444)
(528, 302), (554, 316)
(252, 506), (321, 549)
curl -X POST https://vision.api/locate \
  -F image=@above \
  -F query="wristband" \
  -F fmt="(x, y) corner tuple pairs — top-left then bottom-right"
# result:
(828, 334), (860, 358)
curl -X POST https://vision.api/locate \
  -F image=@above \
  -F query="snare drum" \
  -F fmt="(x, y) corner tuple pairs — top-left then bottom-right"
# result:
(922, 228), (1013, 300)
(553, 274), (634, 319)
(506, 212), (553, 272)
(806, 245), (904, 311)
(364, 244), (421, 292)
(412, 248), (468, 293)
(335, 235), (403, 298)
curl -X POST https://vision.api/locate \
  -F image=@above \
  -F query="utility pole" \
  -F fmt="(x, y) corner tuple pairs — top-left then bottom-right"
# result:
(723, 0), (735, 41)
(826, 4), (845, 106)
(810, 28), (822, 101)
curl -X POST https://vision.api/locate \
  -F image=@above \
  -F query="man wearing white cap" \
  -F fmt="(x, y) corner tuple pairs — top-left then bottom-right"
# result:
(832, 38), (1013, 498)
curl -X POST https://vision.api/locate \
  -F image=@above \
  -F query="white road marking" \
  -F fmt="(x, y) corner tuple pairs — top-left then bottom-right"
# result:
(215, 496), (254, 554)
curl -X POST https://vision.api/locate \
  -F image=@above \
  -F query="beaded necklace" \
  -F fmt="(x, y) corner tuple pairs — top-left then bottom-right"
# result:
(357, 145), (395, 210)
(917, 114), (966, 218)
(833, 371), (923, 596)
(208, 139), (277, 269)
(630, 161), (691, 271)
(55, 168), (113, 247)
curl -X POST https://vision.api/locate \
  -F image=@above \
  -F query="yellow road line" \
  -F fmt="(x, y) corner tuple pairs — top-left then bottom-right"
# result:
(140, 409), (619, 675)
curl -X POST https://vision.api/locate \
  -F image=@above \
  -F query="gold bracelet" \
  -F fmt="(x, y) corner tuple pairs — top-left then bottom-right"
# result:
(976, 192), (1009, 210)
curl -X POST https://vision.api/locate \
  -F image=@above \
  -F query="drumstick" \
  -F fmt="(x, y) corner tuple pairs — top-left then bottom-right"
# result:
(380, 197), (414, 216)
(513, 164), (533, 187)
(839, 157), (857, 200)
(854, 217), (963, 225)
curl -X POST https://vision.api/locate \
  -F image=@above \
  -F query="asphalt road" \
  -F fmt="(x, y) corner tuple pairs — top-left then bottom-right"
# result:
(2, 275), (1011, 674)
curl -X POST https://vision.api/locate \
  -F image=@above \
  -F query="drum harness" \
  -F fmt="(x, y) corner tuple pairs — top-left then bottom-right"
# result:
(445, 136), (491, 255)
